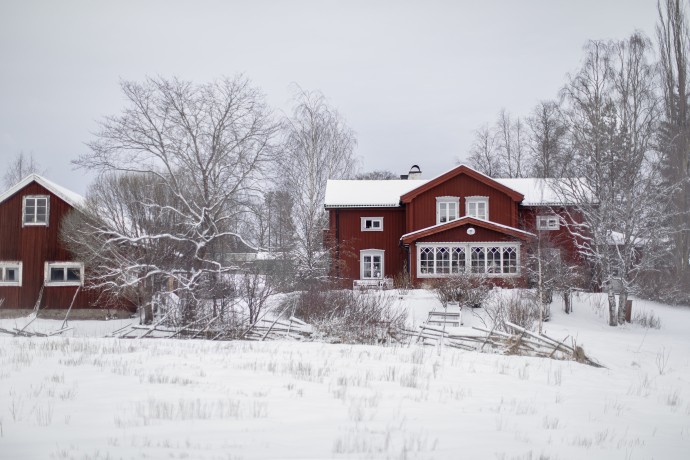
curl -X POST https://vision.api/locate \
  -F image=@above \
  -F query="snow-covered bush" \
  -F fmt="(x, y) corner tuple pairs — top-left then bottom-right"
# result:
(482, 290), (540, 332)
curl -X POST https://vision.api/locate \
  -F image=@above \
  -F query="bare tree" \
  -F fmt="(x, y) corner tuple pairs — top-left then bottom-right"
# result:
(657, 0), (690, 296)
(355, 170), (398, 180)
(3, 151), (45, 188)
(495, 110), (528, 178)
(560, 36), (662, 325)
(280, 88), (358, 283)
(466, 124), (501, 176)
(71, 76), (279, 322)
(527, 101), (571, 178)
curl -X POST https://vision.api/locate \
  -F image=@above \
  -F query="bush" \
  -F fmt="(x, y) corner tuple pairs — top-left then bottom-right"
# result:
(281, 287), (406, 344)
(483, 290), (540, 332)
(632, 310), (661, 329)
(431, 273), (491, 308)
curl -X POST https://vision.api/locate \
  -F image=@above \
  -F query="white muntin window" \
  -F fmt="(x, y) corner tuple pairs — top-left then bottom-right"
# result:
(537, 214), (560, 230)
(45, 262), (84, 286)
(360, 249), (384, 280)
(465, 196), (489, 220)
(417, 243), (519, 278)
(361, 217), (383, 232)
(436, 197), (459, 224)
(0, 262), (22, 286)
(23, 195), (50, 226)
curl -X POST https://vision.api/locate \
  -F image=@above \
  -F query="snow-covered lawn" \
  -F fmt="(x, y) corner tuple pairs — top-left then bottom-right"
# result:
(1, 291), (689, 459)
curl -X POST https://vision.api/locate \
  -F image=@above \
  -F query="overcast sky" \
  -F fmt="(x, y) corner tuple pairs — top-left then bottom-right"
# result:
(0, 0), (658, 194)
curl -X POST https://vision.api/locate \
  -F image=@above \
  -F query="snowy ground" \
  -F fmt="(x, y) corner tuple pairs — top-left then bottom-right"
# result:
(0, 290), (689, 459)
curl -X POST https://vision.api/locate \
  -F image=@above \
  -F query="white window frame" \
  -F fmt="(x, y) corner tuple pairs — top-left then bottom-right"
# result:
(23, 195), (50, 226)
(360, 249), (384, 280)
(537, 214), (560, 230)
(0, 261), (22, 286)
(361, 217), (383, 232)
(45, 262), (84, 286)
(416, 243), (519, 278)
(465, 196), (489, 220)
(436, 197), (459, 224)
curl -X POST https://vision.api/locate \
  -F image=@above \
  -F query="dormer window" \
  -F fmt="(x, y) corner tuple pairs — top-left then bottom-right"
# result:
(466, 197), (488, 220)
(537, 214), (560, 230)
(436, 197), (459, 224)
(361, 217), (383, 231)
(23, 195), (49, 226)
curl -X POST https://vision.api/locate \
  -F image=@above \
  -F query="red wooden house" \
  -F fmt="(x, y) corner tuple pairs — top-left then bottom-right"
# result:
(0, 174), (130, 314)
(324, 164), (581, 287)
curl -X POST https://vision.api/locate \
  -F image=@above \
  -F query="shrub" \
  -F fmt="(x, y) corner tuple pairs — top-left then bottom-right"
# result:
(482, 290), (540, 332)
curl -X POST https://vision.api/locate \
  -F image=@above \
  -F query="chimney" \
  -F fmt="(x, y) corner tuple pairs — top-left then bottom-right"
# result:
(407, 164), (422, 180)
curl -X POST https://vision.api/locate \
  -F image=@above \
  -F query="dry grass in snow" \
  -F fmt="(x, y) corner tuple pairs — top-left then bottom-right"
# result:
(0, 291), (689, 459)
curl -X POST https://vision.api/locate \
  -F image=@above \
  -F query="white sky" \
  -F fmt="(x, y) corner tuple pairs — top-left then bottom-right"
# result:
(0, 0), (658, 194)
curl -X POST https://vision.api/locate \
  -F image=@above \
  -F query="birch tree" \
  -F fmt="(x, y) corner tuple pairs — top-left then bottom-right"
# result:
(71, 76), (279, 321)
(527, 101), (571, 178)
(280, 89), (358, 282)
(3, 151), (45, 188)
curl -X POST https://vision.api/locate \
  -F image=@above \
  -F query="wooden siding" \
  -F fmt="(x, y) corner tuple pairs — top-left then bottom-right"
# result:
(0, 182), (126, 310)
(328, 207), (407, 285)
(518, 206), (582, 264)
(406, 172), (518, 232)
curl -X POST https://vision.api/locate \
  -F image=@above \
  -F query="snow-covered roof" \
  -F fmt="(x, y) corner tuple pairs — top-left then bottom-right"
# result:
(324, 179), (428, 208)
(0, 174), (84, 207)
(494, 178), (578, 206)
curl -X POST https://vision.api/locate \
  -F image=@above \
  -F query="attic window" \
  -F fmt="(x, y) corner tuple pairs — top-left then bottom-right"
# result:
(537, 215), (560, 230)
(361, 217), (383, 231)
(466, 197), (488, 220)
(23, 196), (49, 226)
(436, 197), (459, 224)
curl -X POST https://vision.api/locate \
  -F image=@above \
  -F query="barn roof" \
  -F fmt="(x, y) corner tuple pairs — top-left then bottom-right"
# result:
(0, 174), (84, 207)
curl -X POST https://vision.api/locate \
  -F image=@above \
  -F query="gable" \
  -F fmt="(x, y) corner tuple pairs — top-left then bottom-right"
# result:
(0, 174), (83, 208)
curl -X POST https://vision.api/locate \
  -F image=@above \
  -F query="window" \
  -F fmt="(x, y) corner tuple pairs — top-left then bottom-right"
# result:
(436, 197), (459, 224)
(0, 262), (22, 286)
(537, 215), (560, 230)
(45, 262), (83, 286)
(466, 197), (489, 220)
(23, 196), (49, 226)
(361, 217), (383, 231)
(417, 243), (519, 277)
(360, 250), (384, 279)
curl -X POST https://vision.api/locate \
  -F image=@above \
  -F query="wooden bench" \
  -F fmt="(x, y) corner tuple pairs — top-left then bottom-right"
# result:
(426, 311), (461, 327)
(353, 278), (394, 291)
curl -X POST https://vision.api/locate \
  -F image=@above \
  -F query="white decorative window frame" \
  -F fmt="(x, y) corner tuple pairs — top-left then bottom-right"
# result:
(537, 214), (560, 230)
(416, 242), (520, 278)
(23, 195), (50, 227)
(436, 196), (460, 224)
(0, 261), (22, 286)
(465, 196), (489, 220)
(45, 261), (84, 286)
(361, 217), (384, 232)
(360, 249), (385, 280)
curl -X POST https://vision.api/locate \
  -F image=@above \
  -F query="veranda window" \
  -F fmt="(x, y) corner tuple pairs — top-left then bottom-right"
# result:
(418, 243), (519, 277)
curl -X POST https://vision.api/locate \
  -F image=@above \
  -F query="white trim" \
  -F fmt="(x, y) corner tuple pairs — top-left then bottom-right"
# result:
(45, 261), (84, 286)
(465, 196), (489, 220)
(22, 195), (50, 227)
(400, 216), (536, 241)
(436, 196), (459, 224)
(0, 173), (83, 207)
(416, 242), (520, 278)
(0, 261), (22, 286)
(537, 214), (560, 230)
(361, 217), (384, 232)
(360, 249), (385, 280)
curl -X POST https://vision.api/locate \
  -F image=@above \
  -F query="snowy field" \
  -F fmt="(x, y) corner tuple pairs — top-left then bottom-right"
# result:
(0, 291), (689, 459)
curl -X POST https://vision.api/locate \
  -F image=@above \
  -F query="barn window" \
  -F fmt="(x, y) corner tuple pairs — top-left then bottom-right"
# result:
(537, 215), (560, 230)
(0, 262), (22, 286)
(466, 196), (489, 220)
(45, 262), (83, 286)
(436, 197), (459, 224)
(361, 217), (383, 231)
(23, 195), (49, 226)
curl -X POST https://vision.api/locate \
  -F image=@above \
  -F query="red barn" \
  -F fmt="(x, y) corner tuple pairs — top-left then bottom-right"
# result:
(324, 164), (582, 288)
(0, 174), (132, 316)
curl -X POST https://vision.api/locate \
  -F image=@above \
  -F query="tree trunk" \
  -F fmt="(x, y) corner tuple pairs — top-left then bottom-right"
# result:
(617, 290), (628, 325)
(563, 290), (572, 314)
(607, 286), (617, 327)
